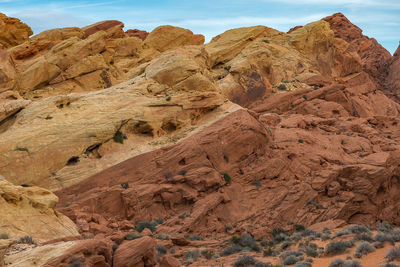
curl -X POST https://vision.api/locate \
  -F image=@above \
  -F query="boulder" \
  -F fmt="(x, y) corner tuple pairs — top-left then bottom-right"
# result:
(113, 237), (157, 267)
(0, 179), (79, 243)
(0, 13), (32, 49)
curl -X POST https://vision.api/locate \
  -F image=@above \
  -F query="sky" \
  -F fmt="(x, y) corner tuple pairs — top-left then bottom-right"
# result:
(1, 0), (399, 54)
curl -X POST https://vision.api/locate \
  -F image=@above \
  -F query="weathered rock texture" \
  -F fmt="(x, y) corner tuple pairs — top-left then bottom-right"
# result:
(0, 13), (32, 49)
(0, 179), (79, 243)
(0, 11), (399, 267)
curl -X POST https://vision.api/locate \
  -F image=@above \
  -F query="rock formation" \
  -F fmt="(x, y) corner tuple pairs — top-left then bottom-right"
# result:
(0, 11), (399, 267)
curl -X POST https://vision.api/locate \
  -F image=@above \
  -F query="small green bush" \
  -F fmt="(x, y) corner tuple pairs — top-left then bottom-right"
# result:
(186, 235), (204, 241)
(326, 241), (353, 255)
(221, 245), (242, 256)
(19, 235), (35, 244)
(156, 233), (169, 240)
(294, 224), (306, 232)
(153, 218), (164, 225)
(283, 255), (301, 265)
(0, 233), (9, 239)
(385, 246), (400, 262)
(378, 221), (393, 233)
(354, 241), (374, 258)
(125, 233), (142, 240)
(113, 131), (124, 144)
(223, 172), (232, 184)
(328, 258), (362, 267)
(135, 221), (157, 232)
(201, 249), (214, 259)
(378, 263), (399, 267)
(120, 182), (129, 189)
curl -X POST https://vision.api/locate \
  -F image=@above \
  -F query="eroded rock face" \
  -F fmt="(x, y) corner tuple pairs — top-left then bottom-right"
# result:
(205, 21), (362, 107)
(0, 13), (32, 49)
(0, 179), (79, 243)
(0, 45), (228, 190)
(386, 44), (400, 98)
(1, 12), (400, 267)
(323, 13), (392, 88)
(113, 237), (157, 267)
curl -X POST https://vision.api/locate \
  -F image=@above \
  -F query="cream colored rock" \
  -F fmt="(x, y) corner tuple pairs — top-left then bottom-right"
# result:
(3, 241), (76, 267)
(32, 27), (83, 42)
(0, 13), (32, 49)
(205, 26), (269, 66)
(0, 179), (79, 243)
(0, 50), (16, 92)
(0, 46), (227, 191)
(0, 91), (30, 123)
(144, 25), (204, 52)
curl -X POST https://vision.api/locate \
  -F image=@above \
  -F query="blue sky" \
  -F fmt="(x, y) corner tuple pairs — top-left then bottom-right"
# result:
(1, 0), (399, 54)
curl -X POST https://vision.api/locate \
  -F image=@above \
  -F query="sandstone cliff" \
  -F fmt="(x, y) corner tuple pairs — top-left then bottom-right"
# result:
(0, 12), (399, 267)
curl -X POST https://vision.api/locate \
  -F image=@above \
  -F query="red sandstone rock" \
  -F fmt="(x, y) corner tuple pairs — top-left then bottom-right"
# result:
(323, 13), (392, 88)
(125, 29), (149, 40)
(386, 44), (400, 97)
(82, 20), (125, 38)
(43, 239), (113, 267)
(160, 255), (179, 267)
(113, 236), (157, 267)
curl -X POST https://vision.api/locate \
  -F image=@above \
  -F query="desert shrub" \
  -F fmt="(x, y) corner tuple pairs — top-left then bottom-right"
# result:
(323, 227), (332, 234)
(113, 131), (124, 144)
(272, 228), (289, 237)
(390, 229), (400, 242)
(281, 241), (292, 250)
(178, 212), (190, 219)
(112, 244), (119, 251)
(225, 225), (233, 232)
(156, 245), (167, 261)
(156, 233), (169, 240)
(306, 246), (318, 258)
(283, 255), (301, 265)
(377, 221), (393, 233)
(184, 250), (200, 261)
(0, 233), (9, 239)
(354, 232), (374, 242)
(375, 232), (395, 243)
(280, 250), (304, 259)
(278, 84), (287, 90)
(232, 234), (260, 252)
(19, 235), (35, 244)
(322, 233), (331, 240)
(135, 221), (157, 232)
(70, 257), (85, 267)
(222, 244), (242, 256)
(373, 241), (383, 248)
(254, 262), (272, 267)
(295, 224), (306, 232)
(232, 255), (257, 267)
(252, 178), (261, 188)
(273, 233), (290, 244)
(305, 258), (314, 263)
(295, 262), (312, 267)
(186, 235), (204, 241)
(326, 241), (353, 255)
(125, 233), (142, 240)
(170, 247), (176, 254)
(385, 246), (400, 262)
(263, 247), (280, 257)
(346, 225), (370, 234)
(328, 258), (362, 267)
(354, 241), (374, 258)
(201, 249), (214, 259)
(223, 172), (232, 184)
(153, 218), (164, 224)
(120, 182), (129, 189)
(178, 169), (187, 175)
(378, 263), (399, 267)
